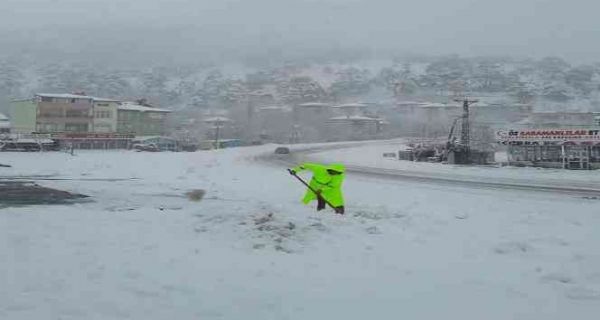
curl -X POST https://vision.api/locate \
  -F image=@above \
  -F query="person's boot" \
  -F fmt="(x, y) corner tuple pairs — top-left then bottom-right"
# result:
(335, 206), (345, 215)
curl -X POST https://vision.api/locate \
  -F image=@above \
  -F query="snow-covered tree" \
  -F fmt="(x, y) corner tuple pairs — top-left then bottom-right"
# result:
(393, 79), (418, 97)
(376, 67), (402, 91)
(542, 81), (574, 102)
(565, 65), (595, 96)
(97, 73), (132, 98)
(219, 79), (248, 107)
(537, 56), (570, 80)
(245, 71), (273, 91)
(141, 70), (168, 97)
(0, 61), (24, 98)
(472, 60), (507, 92)
(423, 56), (473, 91)
(201, 70), (226, 106)
(509, 80), (536, 104)
(278, 76), (326, 104)
(329, 67), (372, 99)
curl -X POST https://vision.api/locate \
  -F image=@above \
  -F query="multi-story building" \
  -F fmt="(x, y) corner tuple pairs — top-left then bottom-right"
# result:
(11, 94), (172, 135)
(92, 98), (119, 133)
(117, 102), (172, 136)
(9, 94), (173, 149)
(9, 98), (38, 133)
(35, 93), (94, 133)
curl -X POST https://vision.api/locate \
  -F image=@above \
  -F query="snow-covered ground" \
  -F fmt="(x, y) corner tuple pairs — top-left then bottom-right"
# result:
(1, 145), (600, 319)
(308, 141), (600, 190)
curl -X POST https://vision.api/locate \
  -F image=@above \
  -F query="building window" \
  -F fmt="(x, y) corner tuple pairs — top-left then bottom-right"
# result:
(39, 123), (58, 132)
(95, 111), (112, 118)
(95, 124), (111, 133)
(119, 112), (134, 120)
(147, 113), (164, 119)
(66, 110), (88, 118)
(65, 123), (89, 132)
(39, 111), (62, 118)
(41, 97), (54, 102)
(96, 103), (109, 107)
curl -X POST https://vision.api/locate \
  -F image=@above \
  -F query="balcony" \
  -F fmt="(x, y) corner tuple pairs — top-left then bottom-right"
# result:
(38, 115), (91, 122)
(39, 101), (93, 109)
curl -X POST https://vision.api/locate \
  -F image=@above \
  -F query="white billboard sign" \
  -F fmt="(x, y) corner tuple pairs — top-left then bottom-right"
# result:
(496, 128), (600, 145)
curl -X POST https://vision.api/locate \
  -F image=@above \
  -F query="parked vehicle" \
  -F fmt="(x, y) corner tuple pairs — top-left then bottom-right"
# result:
(132, 143), (159, 152)
(0, 139), (58, 152)
(274, 146), (291, 155)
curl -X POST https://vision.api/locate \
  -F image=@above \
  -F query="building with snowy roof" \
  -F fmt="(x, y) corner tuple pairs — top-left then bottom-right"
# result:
(8, 94), (173, 148)
(8, 93), (124, 134)
(289, 102), (333, 142)
(34, 93), (96, 133)
(325, 114), (387, 141)
(117, 102), (172, 136)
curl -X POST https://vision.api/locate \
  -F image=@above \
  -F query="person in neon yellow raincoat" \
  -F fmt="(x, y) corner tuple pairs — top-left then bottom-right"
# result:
(290, 163), (345, 214)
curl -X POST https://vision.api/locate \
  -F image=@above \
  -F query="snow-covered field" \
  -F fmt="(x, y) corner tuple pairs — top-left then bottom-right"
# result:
(1, 145), (600, 320)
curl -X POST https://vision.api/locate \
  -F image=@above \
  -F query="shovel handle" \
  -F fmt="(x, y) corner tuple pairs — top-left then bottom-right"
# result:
(288, 168), (336, 209)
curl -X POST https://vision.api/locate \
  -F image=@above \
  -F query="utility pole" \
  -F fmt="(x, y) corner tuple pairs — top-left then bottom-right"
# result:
(204, 117), (230, 150)
(453, 97), (478, 160)
(214, 121), (220, 149)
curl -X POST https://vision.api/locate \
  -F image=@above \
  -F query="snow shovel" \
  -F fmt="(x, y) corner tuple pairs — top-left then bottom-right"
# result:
(287, 169), (336, 210)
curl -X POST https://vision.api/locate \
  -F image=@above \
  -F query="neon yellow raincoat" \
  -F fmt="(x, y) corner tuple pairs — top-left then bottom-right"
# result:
(292, 163), (345, 207)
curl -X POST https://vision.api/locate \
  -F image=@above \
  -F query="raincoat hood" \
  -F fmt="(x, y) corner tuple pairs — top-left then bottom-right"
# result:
(327, 163), (345, 173)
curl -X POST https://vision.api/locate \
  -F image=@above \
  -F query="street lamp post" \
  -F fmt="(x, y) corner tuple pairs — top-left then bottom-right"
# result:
(204, 116), (231, 150)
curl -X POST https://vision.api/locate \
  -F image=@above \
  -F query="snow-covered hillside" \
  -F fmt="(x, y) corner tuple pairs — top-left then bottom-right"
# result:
(3, 55), (600, 115)
(1, 146), (600, 319)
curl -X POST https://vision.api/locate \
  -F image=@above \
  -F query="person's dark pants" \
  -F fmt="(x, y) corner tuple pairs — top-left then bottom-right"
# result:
(317, 197), (326, 211)
(317, 197), (345, 215)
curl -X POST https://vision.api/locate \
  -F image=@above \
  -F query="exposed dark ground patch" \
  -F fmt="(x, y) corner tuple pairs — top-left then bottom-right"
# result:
(0, 181), (89, 206)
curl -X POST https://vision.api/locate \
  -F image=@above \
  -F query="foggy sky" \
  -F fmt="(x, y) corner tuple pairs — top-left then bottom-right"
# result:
(1, 0), (599, 64)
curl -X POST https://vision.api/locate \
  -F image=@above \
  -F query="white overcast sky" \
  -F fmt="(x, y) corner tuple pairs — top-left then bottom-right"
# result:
(1, 0), (599, 62)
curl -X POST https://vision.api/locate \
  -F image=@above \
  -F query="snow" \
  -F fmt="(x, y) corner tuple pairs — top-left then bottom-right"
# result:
(297, 102), (331, 108)
(36, 93), (94, 99)
(308, 141), (600, 189)
(118, 102), (171, 113)
(1, 138), (54, 143)
(396, 101), (428, 106)
(91, 97), (120, 103)
(0, 113), (9, 121)
(258, 106), (290, 111)
(331, 103), (369, 109)
(203, 116), (232, 123)
(35, 93), (119, 103)
(1, 144), (600, 319)
(421, 102), (463, 108)
(328, 115), (380, 122)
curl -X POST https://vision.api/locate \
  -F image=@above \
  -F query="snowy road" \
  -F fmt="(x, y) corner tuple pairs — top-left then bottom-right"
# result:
(1, 146), (600, 320)
(271, 140), (600, 197)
